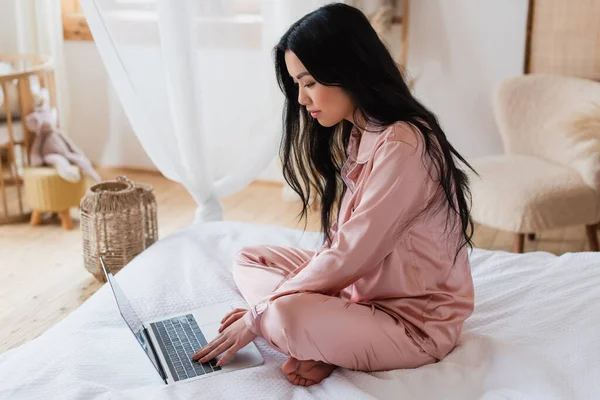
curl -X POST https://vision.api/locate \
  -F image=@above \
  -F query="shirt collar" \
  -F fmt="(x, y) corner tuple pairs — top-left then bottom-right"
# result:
(348, 120), (381, 164)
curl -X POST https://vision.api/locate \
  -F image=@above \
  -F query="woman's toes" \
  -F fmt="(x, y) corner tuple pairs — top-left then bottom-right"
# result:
(282, 357), (300, 375)
(283, 357), (336, 386)
(305, 378), (316, 387)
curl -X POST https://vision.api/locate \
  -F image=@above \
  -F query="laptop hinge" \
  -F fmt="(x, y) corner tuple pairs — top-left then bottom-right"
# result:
(144, 325), (168, 385)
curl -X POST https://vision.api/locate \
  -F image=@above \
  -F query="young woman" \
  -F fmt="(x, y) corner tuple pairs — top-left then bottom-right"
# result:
(193, 3), (476, 387)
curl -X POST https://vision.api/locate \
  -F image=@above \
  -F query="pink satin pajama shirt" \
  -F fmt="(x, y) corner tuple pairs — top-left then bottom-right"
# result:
(233, 121), (474, 371)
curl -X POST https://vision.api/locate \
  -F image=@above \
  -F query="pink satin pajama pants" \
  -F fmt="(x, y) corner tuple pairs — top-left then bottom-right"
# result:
(233, 245), (436, 372)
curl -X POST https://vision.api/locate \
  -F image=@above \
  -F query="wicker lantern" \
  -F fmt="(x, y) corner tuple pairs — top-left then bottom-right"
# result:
(80, 176), (145, 281)
(135, 182), (158, 249)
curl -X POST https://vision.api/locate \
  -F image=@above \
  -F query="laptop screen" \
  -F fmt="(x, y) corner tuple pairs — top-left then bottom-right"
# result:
(100, 258), (165, 380)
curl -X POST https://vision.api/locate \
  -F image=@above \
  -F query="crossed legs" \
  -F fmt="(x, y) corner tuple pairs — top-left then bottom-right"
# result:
(233, 245), (435, 386)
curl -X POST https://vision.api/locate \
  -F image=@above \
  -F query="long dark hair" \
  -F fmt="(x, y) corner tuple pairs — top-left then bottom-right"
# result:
(275, 3), (476, 258)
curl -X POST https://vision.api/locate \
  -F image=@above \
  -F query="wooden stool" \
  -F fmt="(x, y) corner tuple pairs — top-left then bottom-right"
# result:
(23, 167), (89, 229)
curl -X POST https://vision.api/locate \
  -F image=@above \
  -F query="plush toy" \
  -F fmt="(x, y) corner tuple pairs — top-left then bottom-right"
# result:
(25, 107), (101, 183)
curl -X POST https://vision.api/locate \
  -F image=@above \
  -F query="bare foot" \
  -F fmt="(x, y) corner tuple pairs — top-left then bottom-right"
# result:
(281, 357), (337, 387)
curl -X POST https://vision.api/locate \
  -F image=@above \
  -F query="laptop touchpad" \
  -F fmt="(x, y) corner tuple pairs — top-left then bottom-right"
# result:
(200, 322), (260, 369)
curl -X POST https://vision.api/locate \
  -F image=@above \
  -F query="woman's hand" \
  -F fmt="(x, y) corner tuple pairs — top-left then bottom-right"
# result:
(218, 307), (248, 333)
(191, 311), (256, 367)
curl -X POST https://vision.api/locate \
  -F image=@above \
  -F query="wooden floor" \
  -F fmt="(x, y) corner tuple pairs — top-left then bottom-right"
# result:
(0, 168), (595, 354)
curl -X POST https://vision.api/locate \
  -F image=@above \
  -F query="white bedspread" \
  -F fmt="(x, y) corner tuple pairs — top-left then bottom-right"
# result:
(1, 221), (599, 400)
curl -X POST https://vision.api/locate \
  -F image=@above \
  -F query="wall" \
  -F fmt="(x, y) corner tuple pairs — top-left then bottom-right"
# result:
(405, 0), (528, 157)
(64, 42), (154, 170)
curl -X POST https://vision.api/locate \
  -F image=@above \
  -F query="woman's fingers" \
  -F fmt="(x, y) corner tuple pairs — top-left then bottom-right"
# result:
(219, 316), (235, 333)
(218, 312), (245, 333)
(221, 311), (244, 325)
(199, 340), (232, 364)
(220, 308), (247, 324)
(194, 312), (253, 365)
(191, 334), (226, 361)
(215, 342), (241, 366)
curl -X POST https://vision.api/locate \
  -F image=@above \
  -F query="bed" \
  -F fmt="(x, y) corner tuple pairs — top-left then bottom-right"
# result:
(1, 221), (599, 399)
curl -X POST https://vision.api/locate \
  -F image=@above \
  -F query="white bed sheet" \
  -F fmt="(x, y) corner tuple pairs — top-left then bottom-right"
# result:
(1, 221), (599, 400)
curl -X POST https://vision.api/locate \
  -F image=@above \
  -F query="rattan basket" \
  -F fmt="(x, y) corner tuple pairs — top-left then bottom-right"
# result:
(80, 176), (145, 281)
(135, 182), (158, 249)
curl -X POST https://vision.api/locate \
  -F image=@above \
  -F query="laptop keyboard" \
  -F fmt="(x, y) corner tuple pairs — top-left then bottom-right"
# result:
(150, 314), (222, 382)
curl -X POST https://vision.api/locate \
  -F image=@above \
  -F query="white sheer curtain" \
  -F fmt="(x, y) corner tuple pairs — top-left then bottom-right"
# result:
(81, 0), (338, 222)
(14, 0), (68, 130)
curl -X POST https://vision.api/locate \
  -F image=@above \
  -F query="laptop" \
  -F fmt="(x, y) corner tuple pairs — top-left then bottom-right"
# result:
(100, 256), (264, 385)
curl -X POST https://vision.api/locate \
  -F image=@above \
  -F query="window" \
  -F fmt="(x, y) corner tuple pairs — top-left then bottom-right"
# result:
(61, 0), (93, 40)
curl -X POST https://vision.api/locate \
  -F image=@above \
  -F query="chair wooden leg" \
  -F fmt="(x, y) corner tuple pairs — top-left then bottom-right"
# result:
(513, 233), (525, 253)
(586, 224), (599, 251)
(528, 233), (536, 240)
(30, 210), (43, 226)
(0, 152), (7, 218)
(59, 210), (73, 230)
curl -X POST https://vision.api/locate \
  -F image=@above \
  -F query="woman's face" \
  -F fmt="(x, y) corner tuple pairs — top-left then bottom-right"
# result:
(285, 51), (355, 127)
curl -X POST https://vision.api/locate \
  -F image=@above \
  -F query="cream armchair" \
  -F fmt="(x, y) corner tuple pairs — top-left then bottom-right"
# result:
(468, 74), (600, 253)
